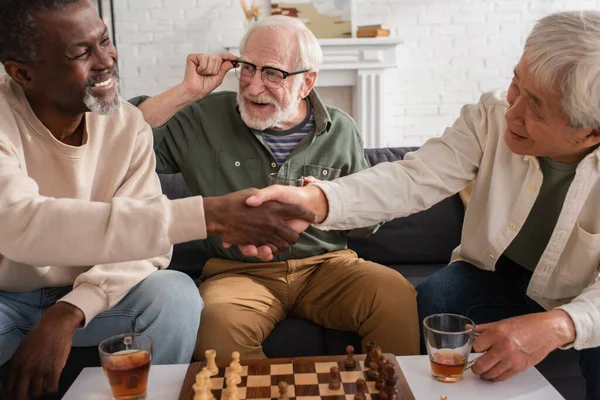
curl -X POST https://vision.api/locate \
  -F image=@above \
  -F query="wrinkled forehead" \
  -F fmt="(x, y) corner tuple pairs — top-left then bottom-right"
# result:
(242, 29), (297, 69)
(33, 1), (105, 51)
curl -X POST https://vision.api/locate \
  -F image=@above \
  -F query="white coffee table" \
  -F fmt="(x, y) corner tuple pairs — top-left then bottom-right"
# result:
(63, 355), (565, 400)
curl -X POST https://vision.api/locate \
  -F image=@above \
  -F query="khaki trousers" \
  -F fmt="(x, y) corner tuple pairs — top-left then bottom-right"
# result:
(194, 249), (419, 362)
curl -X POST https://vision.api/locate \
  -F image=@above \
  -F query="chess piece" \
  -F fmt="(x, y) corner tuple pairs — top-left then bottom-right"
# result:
(231, 351), (243, 374)
(193, 368), (215, 400)
(369, 346), (383, 364)
(376, 359), (388, 390)
(225, 372), (240, 400)
(278, 381), (289, 400)
(329, 366), (341, 390)
(364, 341), (377, 368)
(367, 358), (379, 380)
(354, 378), (367, 400)
(229, 361), (242, 385)
(205, 349), (218, 376)
(345, 345), (356, 370)
(383, 364), (398, 400)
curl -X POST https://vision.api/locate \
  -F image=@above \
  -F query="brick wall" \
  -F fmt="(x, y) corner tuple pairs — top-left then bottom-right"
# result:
(114, 0), (600, 147)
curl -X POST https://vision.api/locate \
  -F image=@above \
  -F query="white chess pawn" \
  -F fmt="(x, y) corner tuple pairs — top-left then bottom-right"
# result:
(205, 349), (219, 376)
(228, 361), (242, 385)
(231, 351), (243, 374)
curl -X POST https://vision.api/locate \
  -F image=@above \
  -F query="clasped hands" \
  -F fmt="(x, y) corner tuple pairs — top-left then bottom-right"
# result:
(208, 182), (325, 261)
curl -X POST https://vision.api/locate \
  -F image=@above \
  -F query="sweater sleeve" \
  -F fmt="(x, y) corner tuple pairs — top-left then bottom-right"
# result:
(0, 125), (207, 268)
(313, 93), (490, 230)
(57, 124), (176, 325)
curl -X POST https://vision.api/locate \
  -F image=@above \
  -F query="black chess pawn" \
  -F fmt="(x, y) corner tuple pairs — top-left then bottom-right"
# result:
(345, 345), (356, 369)
(329, 366), (341, 390)
(354, 378), (367, 400)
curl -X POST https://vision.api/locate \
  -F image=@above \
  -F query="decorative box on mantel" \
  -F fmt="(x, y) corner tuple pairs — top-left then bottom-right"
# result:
(221, 38), (403, 149)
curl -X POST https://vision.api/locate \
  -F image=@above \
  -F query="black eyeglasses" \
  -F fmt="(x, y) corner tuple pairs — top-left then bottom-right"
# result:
(231, 60), (308, 89)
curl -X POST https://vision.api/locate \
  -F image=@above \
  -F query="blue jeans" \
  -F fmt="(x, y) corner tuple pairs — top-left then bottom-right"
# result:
(416, 256), (600, 400)
(0, 270), (203, 366)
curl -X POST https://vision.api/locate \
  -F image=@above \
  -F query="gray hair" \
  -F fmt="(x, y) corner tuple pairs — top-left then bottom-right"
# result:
(239, 15), (323, 72)
(524, 11), (600, 129)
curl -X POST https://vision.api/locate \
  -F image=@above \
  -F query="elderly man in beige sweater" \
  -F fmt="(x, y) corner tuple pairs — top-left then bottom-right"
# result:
(0, 1), (313, 399)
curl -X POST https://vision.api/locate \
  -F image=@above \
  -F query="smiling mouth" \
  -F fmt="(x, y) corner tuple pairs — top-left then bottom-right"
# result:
(93, 77), (113, 88)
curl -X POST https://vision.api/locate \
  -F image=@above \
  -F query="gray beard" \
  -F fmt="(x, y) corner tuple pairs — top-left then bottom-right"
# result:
(83, 75), (121, 115)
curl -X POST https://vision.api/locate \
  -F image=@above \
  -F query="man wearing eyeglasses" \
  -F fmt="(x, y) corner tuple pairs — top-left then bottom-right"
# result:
(130, 15), (418, 363)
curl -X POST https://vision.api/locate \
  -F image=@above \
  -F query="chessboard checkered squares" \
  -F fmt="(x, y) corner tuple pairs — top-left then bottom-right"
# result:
(247, 375), (271, 387)
(314, 362), (339, 373)
(293, 373), (319, 385)
(270, 363), (294, 375)
(318, 383), (345, 396)
(340, 371), (366, 382)
(270, 385), (296, 398)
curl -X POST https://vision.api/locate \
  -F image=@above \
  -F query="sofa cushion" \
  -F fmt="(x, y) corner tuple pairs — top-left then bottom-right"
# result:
(348, 148), (465, 265)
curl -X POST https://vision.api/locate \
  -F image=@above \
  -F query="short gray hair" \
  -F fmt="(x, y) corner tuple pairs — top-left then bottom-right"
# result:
(524, 11), (600, 129)
(239, 15), (323, 72)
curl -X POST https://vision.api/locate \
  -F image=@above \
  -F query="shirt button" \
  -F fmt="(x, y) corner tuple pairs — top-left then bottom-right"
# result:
(529, 184), (537, 192)
(488, 253), (496, 260)
(509, 223), (517, 231)
(322, 170), (328, 176)
(524, 156), (531, 161)
(234, 161), (241, 167)
(271, 162), (277, 168)
(585, 340), (591, 346)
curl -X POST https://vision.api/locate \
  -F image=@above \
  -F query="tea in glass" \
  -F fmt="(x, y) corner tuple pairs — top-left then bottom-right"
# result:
(99, 333), (153, 400)
(423, 313), (478, 383)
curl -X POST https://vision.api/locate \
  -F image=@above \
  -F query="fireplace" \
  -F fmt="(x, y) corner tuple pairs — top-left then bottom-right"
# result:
(220, 38), (402, 148)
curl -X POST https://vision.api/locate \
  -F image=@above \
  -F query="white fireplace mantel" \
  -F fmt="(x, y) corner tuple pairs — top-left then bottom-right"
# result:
(222, 37), (403, 148)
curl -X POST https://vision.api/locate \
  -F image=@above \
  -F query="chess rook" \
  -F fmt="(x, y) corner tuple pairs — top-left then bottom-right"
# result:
(205, 349), (218, 376)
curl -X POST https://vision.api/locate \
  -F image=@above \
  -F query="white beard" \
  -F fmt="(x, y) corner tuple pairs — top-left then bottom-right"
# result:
(237, 81), (303, 130)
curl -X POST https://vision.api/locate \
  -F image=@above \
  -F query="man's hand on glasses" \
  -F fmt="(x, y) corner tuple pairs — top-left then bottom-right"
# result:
(181, 53), (238, 102)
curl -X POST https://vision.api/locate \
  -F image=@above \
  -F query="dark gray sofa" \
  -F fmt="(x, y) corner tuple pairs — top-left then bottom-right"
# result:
(17, 147), (583, 399)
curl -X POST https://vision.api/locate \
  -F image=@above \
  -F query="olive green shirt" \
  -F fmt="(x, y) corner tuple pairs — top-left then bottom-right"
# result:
(129, 90), (377, 262)
(504, 157), (578, 271)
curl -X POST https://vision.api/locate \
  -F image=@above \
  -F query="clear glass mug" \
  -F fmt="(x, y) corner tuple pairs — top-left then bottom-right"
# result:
(99, 333), (153, 400)
(268, 172), (305, 187)
(423, 313), (482, 382)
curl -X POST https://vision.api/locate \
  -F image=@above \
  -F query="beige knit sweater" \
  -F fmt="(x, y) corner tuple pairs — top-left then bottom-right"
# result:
(0, 76), (206, 326)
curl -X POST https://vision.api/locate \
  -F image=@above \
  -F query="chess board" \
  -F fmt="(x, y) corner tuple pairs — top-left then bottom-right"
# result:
(178, 354), (415, 400)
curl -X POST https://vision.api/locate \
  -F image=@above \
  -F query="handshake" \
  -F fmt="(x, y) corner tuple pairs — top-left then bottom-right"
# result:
(203, 183), (328, 261)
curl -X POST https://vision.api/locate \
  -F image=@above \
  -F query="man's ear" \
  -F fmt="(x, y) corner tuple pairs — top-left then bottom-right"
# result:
(3, 61), (36, 89)
(300, 71), (317, 98)
(583, 128), (600, 149)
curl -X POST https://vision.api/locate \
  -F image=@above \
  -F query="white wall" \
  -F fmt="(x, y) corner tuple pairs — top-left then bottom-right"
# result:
(114, 0), (600, 147)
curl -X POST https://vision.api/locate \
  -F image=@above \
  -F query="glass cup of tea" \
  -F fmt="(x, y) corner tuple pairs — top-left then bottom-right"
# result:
(99, 333), (153, 400)
(423, 313), (480, 383)
(268, 173), (305, 187)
